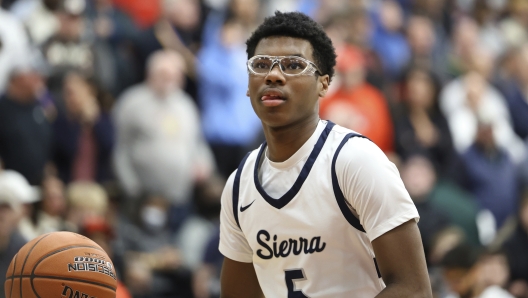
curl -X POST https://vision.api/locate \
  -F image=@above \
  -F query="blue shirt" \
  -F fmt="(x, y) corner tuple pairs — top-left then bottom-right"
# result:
(197, 33), (261, 145)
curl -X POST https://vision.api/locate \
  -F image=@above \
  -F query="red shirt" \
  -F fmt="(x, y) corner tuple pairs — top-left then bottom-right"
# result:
(320, 83), (394, 153)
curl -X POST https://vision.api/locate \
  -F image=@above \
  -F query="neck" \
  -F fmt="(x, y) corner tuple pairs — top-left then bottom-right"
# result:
(263, 115), (320, 162)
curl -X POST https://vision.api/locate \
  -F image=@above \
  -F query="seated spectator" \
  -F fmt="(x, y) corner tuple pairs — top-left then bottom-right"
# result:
(429, 180), (481, 247)
(80, 216), (131, 298)
(0, 169), (36, 297)
(441, 245), (514, 298)
(320, 45), (394, 153)
(52, 72), (114, 184)
(118, 194), (193, 298)
(65, 181), (109, 232)
(113, 50), (214, 209)
(456, 113), (519, 229)
(192, 228), (221, 298)
(0, 66), (52, 185)
(400, 155), (451, 264)
(502, 190), (528, 298)
(18, 175), (67, 240)
(393, 66), (456, 177)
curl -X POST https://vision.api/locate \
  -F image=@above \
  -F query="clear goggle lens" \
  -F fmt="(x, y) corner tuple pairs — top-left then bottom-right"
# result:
(248, 56), (316, 75)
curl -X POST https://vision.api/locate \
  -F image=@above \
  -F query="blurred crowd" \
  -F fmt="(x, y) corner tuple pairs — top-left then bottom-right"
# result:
(0, 0), (527, 297)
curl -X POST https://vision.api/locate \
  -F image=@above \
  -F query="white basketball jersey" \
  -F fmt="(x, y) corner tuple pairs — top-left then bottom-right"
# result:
(220, 121), (418, 297)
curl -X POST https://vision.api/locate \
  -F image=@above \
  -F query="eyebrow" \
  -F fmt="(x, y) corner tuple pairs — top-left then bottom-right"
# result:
(253, 54), (306, 58)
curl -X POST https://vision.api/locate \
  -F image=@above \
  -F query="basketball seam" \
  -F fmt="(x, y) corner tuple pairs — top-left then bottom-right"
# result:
(8, 253), (17, 298)
(7, 275), (116, 292)
(30, 244), (116, 295)
(19, 234), (51, 298)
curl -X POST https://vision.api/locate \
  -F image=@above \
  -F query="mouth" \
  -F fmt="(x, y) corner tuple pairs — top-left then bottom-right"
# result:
(260, 89), (286, 107)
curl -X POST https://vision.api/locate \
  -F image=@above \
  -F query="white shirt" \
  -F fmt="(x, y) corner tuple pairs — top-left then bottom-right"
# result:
(220, 120), (419, 297)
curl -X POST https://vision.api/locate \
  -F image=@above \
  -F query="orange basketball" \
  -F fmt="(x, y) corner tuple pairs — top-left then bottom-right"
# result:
(4, 231), (117, 298)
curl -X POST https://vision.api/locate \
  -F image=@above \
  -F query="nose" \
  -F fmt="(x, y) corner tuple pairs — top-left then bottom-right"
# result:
(265, 62), (285, 85)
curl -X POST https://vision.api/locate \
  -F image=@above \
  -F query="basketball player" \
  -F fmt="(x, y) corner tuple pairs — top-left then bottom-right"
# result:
(219, 11), (432, 298)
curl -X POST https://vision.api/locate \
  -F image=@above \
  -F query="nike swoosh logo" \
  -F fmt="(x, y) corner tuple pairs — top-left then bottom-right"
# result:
(240, 200), (256, 212)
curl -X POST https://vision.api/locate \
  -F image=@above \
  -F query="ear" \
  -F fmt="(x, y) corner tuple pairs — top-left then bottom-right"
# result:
(318, 75), (330, 98)
(246, 89), (250, 97)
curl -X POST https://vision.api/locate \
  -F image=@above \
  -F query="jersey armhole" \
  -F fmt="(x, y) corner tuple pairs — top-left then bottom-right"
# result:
(331, 133), (368, 233)
(233, 152), (251, 229)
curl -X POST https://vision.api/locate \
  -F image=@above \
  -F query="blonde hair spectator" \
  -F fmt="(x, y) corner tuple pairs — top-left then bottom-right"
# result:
(67, 182), (109, 216)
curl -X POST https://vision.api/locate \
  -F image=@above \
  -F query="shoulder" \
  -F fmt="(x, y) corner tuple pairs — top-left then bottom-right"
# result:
(329, 124), (393, 172)
(175, 90), (198, 106)
(114, 84), (150, 112)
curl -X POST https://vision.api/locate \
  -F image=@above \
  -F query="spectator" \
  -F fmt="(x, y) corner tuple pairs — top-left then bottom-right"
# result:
(65, 181), (109, 232)
(446, 16), (481, 78)
(500, 44), (528, 140)
(502, 191), (528, 298)
(197, 12), (262, 178)
(10, 0), (61, 46)
(192, 229), (221, 298)
(456, 112), (519, 229)
(202, 0), (260, 48)
(112, 0), (160, 29)
(52, 72), (114, 184)
(41, 0), (117, 96)
(440, 243), (514, 298)
(118, 194), (193, 298)
(80, 216), (132, 298)
(405, 15), (450, 83)
(320, 45), (394, 153)
(370, 0), (410, 79)
(440, 48), (526, 163)
(18, 175), (67, 240)
(471, 0), (507, 58)
(113, 50), (214, 208)
(0, 66), (52, 185)
(400, 155), (451, 264)
(0, 2), (32, 94)
(85, 0), (140, 94)
(429, 180), (481, 247)
(394, 66), (456, 177)
(132, 0), (204, 100)
(0, 169), (39, 298)
(499, 0), (528, 49)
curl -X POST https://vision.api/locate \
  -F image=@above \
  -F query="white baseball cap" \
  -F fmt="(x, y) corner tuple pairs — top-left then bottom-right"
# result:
(0, 170), (40, 210)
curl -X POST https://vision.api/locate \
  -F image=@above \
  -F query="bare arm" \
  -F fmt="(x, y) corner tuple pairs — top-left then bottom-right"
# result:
(220, 257), (264, 298)
(372, 220), (432, 298)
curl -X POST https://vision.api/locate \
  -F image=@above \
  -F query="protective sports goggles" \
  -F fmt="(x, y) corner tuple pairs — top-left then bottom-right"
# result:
(247, 55), (322, 76)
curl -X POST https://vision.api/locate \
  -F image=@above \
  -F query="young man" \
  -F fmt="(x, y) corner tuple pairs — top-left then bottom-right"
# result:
(219, 11), (432, 298)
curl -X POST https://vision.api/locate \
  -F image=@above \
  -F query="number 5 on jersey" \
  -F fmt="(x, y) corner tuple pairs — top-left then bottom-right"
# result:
(285, 269), (309, 298)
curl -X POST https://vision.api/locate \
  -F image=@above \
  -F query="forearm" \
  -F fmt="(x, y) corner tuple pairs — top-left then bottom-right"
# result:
(375, 282), (432, 298)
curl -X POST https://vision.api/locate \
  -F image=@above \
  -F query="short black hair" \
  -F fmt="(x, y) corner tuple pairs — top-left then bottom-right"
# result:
(246, 11), (337, 82)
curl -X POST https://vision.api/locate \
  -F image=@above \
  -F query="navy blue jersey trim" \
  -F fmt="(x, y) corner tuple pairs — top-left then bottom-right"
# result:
(254, 121), (335, 209)
(331, 133), (368, 232)
(233, 152), (251, 228)
(374, 258), (382, 278)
